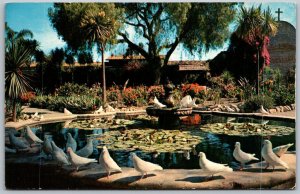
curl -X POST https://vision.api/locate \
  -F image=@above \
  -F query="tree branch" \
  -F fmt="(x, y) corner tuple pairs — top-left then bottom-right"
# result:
(118, 31), (150, 59)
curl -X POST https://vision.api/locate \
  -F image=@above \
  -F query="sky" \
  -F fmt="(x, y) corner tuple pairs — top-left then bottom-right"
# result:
(5, 2), (296, 62)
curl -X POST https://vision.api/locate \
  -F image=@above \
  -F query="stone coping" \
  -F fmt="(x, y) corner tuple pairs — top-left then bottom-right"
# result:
(193, 110), (295, 122)
(5, 152), (296, 189)
(5, 106), (295, 130)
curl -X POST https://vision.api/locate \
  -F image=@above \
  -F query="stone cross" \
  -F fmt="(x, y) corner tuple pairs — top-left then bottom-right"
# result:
(275, 8), (283, 21)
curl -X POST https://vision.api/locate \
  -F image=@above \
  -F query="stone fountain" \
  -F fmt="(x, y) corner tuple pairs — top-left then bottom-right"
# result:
(146, 79), (193, 128)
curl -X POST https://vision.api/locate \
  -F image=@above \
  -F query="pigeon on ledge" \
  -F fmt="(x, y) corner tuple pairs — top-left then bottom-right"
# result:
(198, 152), (233, 179)
(67, 147), (97, 171)
(130, 153), (163, 180)
(272, 143), (294, 158)
(99, 146), (122, 178)
(261, 140), (289, 170)
(233, 142), (259, 170)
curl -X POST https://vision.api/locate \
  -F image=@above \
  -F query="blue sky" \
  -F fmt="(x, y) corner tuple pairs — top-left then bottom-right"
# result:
(5, 2), (296, 62)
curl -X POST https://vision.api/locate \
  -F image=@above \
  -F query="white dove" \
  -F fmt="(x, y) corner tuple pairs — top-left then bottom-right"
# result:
(51, 141), (70, 166)
(153, 96), (166, 108)
(24, 126), (43, 147)
(42, 136), (53, 158)
(64, 108), (73, 115)
(99, 146), (122, 178)
(257, 105), (269, 114)
(31, 112), (43, 121)
(261, 140), (289, 170)
(226, 117), (236, 123)
(130, 153), (163, 180)
(8, 131), (29, 150)
(94, 106), (104, 114)
(32, 112), (38, 119)
(225, 106), (235, 112)
(233, 142), (259, 170)
(5, 146), (17, 153)
(76, 139), (94, 158)
(272, 143), (294, 158)
(66, 132), (77, 152)
(180, 95), (195, 108)
(198, 152), (233, 178)
(67, 147), (97, 171)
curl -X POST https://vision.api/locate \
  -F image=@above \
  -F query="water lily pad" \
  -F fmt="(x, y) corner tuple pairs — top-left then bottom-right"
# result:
(96, 128), (203, 153)
(200, 122), (294, 136)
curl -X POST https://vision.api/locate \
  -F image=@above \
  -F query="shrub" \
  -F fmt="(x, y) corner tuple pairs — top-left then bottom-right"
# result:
(272, 85), (295, 106)
(55, 83), (90, 96)
(5, 100), (23, 121)
(182, 83), (206, 98)
(220, 71), (235, 85)
(243, 95), (274, 112)
(147, 85), (165, 99)
(29, 95), (49, 108)
(238, 77), (255, 101)
(122, 87), (139, 106)
(30, 95), (100, 113)
(107, 85), (122, 102)
(89, 82), (102, 97)
(20, 92), (36, 103)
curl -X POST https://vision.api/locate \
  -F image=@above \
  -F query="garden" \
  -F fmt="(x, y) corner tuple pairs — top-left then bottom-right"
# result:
(4, 2), (296, 190)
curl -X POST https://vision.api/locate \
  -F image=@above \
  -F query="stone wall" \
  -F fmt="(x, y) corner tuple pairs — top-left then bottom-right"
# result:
(268, 21), (296, 76)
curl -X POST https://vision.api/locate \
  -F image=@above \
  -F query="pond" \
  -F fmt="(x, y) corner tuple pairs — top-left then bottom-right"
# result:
(11, 114), (296, 170)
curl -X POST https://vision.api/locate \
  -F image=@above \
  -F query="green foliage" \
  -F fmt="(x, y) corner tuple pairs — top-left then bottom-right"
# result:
(271, 85), (295, 106)
(5, 24), (38, 121)
(55, 83), (90, 96)
(30, 95), (100, 113)
(220, 71), (234, 85)
(237, 77), (255, 101)
(235, 5), (278, 46)
(5, 100), (23, 121)
(118, 3), (237, 83)
(49, 3), (122, 51)
(243, 95), (274, 112)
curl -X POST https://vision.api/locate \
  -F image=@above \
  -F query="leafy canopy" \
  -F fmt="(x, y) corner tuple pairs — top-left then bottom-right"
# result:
(48, 3), (123, 52)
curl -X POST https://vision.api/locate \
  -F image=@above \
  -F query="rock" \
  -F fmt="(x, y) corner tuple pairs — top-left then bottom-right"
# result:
(291, 104), (295, 110)
(268, 109), (277, 114)
(275, 107), (281, 112)
(279, 106), (284, 112)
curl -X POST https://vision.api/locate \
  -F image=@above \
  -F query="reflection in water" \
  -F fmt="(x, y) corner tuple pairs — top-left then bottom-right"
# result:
(28, 114), (295, 169)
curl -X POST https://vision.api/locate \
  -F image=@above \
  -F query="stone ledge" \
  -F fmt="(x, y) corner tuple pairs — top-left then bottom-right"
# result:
(5, 153), (295, 189)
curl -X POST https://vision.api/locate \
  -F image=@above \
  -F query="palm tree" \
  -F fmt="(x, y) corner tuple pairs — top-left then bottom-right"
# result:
(5, 25), (38, 121)
(80, 9), (115, 105)
(235, 5), (278, 94)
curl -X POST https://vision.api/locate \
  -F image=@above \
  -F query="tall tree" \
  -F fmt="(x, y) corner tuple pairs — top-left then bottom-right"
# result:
(49, 3), (122, 105)
(34, 50), (48, 94)
(5, 24), (38, 121)
(117, 3), (238, 84)
(50, 48), (65, 86)
(65, 51), (75, 83)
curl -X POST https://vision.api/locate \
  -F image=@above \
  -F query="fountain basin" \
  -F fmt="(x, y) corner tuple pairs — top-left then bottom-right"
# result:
(146, 106), (193, 128)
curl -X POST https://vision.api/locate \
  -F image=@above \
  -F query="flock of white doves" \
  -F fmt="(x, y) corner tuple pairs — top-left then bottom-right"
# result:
(7, 126), (293, 180)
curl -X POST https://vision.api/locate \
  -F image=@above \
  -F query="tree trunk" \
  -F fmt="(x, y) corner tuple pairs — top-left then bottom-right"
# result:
(101, 47), (107, 105)
(12, 99), (17, 122)
(151, 56), (163, 85)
